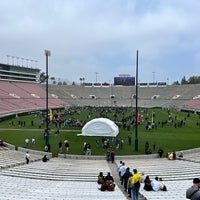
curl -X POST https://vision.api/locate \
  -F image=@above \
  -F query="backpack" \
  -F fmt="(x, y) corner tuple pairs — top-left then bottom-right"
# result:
(134, 181), (141, 189)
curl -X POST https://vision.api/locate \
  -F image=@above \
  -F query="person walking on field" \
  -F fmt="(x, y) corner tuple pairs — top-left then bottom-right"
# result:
(110, 149), (115, 163)
(64, 139), (69, 153)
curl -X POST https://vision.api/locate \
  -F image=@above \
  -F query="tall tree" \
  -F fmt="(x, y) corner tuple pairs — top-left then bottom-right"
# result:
(188, 76), (200, 84)
(181, 76), (188, 84)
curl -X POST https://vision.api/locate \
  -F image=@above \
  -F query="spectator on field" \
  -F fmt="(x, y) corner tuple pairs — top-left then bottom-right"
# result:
(25, 138), (29, 147)
(110, 149), (115, 163)
(54, 128), (60, 136)
(96, 139), (99, 148)
(87, 143), (92, 155)
(186, 178), (200, 200)
(84, 142), (87, 155)
(31, 137), (35, 145)
(64, 139), (69, 153)
(128, 135), (132, 145)
(58, 141), (62, 153)
(158, 148), (164, 158)
(106, 150), (110, 161)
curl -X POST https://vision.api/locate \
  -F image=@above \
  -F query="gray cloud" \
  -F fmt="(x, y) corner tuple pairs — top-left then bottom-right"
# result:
(0, 0), (199, 84)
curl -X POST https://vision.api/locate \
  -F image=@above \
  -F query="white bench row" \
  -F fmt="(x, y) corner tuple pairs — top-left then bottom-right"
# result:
(0, 158), (127, 200)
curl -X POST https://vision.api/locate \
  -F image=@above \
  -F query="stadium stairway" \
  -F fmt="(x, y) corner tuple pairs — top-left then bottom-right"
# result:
(107, 161), (146, 200)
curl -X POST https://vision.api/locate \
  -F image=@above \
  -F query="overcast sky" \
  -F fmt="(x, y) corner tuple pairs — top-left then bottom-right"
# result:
(0, 0), (200, 84)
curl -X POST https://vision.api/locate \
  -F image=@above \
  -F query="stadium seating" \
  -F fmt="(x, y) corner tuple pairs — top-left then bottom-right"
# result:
(0, 81), (65, 116)
(0, 147), (200, 199)
(181, 99), (200, 111)
(44, 84), (200, 109)
(1, 81), (199, 115)
(0, 152), (126, 200)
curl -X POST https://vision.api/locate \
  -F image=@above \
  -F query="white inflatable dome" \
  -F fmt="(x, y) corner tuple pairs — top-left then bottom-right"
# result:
(78, 118), (119, 137)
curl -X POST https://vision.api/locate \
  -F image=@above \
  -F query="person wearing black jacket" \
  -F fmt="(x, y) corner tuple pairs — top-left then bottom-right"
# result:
(123, 167), (131, 192)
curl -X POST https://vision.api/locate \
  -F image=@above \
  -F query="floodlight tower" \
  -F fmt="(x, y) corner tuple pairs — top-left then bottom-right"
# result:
(135, 50), (139, 152)
(44, 50), (51, 148)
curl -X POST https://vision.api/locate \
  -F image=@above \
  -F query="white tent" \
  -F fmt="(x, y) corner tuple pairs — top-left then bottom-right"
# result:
(78, 118), (119, 137)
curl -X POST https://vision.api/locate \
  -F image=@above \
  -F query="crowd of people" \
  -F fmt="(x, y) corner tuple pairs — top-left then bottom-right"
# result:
(143, 176), (167, 192)
(97, 160), (200, 200)
(97, 172), (115, 191)
(115, 160), (169, 199)
(117, 161), (143, 200)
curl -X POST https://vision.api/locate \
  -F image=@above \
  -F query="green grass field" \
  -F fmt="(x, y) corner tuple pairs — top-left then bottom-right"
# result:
(0, 107), (199, 157)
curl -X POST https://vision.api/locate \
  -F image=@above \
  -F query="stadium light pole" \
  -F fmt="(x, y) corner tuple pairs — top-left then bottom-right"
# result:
(45, 50), (51, 148)
(135, 50), (139, 152)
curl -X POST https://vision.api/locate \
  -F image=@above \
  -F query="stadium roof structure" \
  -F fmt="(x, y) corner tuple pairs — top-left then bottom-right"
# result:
(78, 118), (119, 137)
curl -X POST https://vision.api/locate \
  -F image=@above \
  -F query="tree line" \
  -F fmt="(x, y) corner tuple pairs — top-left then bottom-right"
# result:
(172, 76), (200, 85)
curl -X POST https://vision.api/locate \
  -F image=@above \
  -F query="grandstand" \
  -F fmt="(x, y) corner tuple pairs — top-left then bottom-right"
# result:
(0, 80), (200, 117)
(0, 63), (66, 117)
(0, 62), (199, 116)
(44, 84), (200, 112)
(0, 63), (40, 83)
(0, 81), (65, 117)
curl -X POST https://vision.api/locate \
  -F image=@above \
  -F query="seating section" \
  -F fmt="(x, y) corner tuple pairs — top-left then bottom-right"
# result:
(0, 157), (126, 200)
(44, 84), (200, 109)
(180, 99), (200, 111)
(0, 81), (199, 115)
(1, 147), (200, 199)
(0, 81), (65, 116)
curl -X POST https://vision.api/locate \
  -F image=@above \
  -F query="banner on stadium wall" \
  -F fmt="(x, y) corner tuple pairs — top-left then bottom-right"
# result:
(137, 111), (141, 123)
(49, 109), (53, 121)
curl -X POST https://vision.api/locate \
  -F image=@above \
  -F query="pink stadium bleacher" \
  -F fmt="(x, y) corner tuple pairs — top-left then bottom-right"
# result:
(13, 82), (65, 108)
(181, 99), (200, 110)
(0, 81), (65, 115)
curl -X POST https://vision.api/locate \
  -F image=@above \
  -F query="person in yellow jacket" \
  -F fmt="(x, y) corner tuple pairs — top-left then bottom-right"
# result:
(131, 169), (142, 200)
